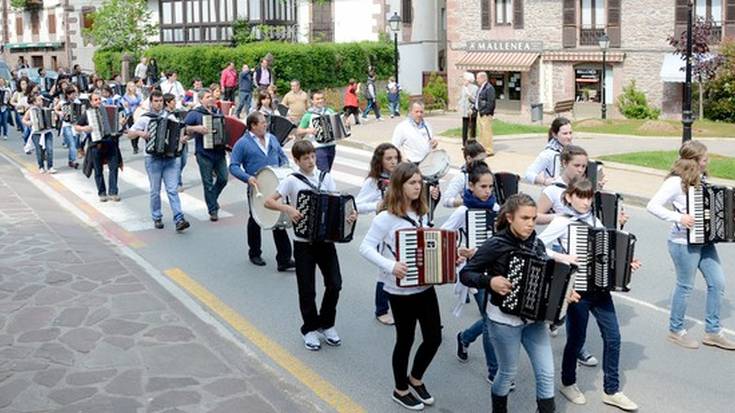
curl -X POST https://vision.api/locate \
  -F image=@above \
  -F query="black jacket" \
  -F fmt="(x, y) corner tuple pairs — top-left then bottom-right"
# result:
(476, 82), (496, 117)
(459, 228), (547, 311)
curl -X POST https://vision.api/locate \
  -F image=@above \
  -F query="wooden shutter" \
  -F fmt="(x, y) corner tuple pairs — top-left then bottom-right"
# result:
(481, 0), (490, 30)
(562, 0), (577, 48)
(402, 0), (412, 23)
(513, 0), (524, 29)
(48, 14), (56, 34)
(726, 0), (735, 38)
(31, 11), (39, 35)
(15, 16), (23, 36)
(675, 0), (689, 39)
(607, 0), (621, 47)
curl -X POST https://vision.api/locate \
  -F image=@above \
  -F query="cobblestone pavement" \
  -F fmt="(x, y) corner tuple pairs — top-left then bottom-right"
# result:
(0, 158), (321, 412)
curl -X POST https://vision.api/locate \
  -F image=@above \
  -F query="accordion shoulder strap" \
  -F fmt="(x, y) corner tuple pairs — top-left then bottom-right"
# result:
(292, 171), (328, 191)
(400, 215), (424, 228)
(553, 182), (568, 189)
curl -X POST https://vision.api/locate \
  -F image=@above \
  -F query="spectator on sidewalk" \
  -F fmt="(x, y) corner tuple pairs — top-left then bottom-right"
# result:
(183, 79), (204, 109)
(361, 69), (382, 121)
(220, 62), (238, 102)
(235, 65), (253, 118)
(281, 80), (309, 123)
(475, 72), (495, 155)
(254, 58), (273, 91)
(146, 58), (160, 86)
(343, 79), (361, 126)
(391, 101), (437, 163)
(386, 77), (401, 118)
(160, 72), (186, 107)
(135, 57), (148, 81)
(458, 72), (478, 147)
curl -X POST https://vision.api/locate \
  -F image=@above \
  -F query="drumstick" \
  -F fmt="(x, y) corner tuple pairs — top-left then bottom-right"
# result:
(252, 182), (264, 198)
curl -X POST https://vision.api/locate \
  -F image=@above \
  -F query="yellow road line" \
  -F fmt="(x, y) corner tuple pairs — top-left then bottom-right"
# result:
(163, 267), (365, 413)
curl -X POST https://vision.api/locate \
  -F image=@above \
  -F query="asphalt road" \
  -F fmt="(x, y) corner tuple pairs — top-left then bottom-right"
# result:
(2, 131), (734, 413)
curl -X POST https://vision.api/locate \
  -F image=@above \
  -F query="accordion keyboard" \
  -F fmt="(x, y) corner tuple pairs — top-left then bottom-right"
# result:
(398, 231), (419, 287)
(568, 224), (589, 292)
(688, 186), (707, 244)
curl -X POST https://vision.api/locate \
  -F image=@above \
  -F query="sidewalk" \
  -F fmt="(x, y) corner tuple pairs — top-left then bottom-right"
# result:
(347, 113), (735, 206)
(0, 156), (319, 412)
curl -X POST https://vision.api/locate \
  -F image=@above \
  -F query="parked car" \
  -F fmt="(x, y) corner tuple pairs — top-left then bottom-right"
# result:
(0, 60), (13, 90)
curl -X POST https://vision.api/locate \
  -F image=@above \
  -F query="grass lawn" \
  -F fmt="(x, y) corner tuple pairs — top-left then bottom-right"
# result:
(440, 119), (548, 137)
(599, 151), (735, 181)
(573, 118), (735, 138)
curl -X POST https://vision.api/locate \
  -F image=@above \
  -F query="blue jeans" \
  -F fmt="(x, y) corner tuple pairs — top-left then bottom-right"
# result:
(22, 124), (31, 143)
(489, 320), (554, 399)
(195, 153), (228, 214)
(61, 126), (78, 162)
(178, 143), (188, 187)
(388, 101), (399, 116)
(667, 241), (726, 334)
(31, 131), (53, 169)
(460, 290), (499, 378)
(0, 109), (8, 136)
(145, 156), (184, 223)
(375, 281), (390, 317)
(235, 92), (251, 117)
(316, 145), (335, 172)
(562, 292), (620, 395)
(362, 98), (381, 119)
(14, 110), (23, 131)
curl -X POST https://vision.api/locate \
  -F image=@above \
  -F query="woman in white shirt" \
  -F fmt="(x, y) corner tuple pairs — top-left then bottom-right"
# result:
(646, 140), (734, 350)
(524, 117), (573, 185)
(356, 143), (402, 325)
(443, 141), (488, 208)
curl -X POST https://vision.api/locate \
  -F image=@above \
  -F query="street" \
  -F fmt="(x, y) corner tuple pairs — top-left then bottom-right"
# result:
(1, 126), (734, 413)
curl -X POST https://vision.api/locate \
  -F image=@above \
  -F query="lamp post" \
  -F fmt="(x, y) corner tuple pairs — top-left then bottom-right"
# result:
(682, 0), (694, 142)
(388, 12), (401, 84)
(598, 33), (610, 120)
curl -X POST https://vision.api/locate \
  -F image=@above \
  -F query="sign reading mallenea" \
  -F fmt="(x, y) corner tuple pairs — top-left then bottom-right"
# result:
(466, 40), (543, 52)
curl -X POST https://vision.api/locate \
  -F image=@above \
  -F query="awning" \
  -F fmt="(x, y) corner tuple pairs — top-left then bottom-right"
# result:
(660, 53), (685, 83)
(455, 52), (539, 72)
(543, 51), (625, 63)
(5, 42), (63, 51)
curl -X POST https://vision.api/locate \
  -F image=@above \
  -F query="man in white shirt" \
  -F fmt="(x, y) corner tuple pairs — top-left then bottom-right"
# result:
(134, 57), (148, 81)
(391, 101), (438, 163)
(160, 71), (185, 108)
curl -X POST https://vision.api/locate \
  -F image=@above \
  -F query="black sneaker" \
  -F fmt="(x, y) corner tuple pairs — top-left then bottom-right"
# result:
(175, 219), (190, 232)
(154, 219), (164, 229)
(209, 211), (219, 222)
(250, 256), (266, 266)
(392, 391), (424, 411)
(408, 382), (434, 405)
(277, 259), (296, 272)
(456, 332), (469, 363)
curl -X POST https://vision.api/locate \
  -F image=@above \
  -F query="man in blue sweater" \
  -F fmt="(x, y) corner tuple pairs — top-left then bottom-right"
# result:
(230, 111), (295, 270)
(235, 64), (253, 119)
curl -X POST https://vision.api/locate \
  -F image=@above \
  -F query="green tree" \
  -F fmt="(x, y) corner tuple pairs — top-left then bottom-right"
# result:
(703, 39), (735, 122)
(83, 0), (157, 52)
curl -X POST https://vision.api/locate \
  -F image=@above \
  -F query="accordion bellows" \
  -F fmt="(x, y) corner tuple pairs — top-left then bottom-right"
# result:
(395, 228), (458, 288)
(687, 184), (735, 244)
(293, 190), (356, 243)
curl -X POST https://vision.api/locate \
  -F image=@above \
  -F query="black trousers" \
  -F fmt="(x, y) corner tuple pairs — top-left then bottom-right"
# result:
(224, 87), (236, 102)
(293, 241), (342, 335)
(462, 114), (477, 147)
(247, 216), (292, 265)
(388, 287), (442, 391)
(343, 106), (361, 125)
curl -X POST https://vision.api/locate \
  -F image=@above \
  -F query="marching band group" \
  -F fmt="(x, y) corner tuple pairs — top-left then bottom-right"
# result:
(2, 70), (733, 413)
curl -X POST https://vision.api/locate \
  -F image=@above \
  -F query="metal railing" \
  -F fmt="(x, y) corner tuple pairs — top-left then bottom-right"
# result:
(579, 28), (606, 46)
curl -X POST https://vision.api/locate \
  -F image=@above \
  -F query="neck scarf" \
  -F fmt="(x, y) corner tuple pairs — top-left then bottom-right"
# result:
(462, 188), (497, 210)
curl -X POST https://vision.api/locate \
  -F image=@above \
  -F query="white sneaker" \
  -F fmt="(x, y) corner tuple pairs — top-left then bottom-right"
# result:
(578, 352), (599, 367)
(47, 167), (57, 174)
(2, 135), (6, 140)
(602, 391), (638, 411)
(560, 384), (586, 405)
(320, 327), (342, 346)
(303, 331), (321, 351)
(38, 167), (46, 174)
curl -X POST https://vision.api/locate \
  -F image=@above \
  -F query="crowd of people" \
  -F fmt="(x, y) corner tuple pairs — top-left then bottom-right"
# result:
(0, 59), (731, 413)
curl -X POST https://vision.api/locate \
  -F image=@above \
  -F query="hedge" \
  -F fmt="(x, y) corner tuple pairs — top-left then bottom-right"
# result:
(94, 41), (394, 93)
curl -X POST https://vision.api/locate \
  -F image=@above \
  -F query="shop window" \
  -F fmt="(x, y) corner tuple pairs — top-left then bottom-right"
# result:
(487, 71), (522, 101)
(575, 66), (612, 103)
(496, 0), (512, 25)
(508, 72), (521, 100)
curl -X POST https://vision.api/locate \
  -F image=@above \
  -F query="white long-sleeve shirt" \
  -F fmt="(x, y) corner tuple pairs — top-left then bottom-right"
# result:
(443, 171), (467, 208)
(392, 117), (433, 163)
(356, 177), (382, 215)
(541, 176), (573, 216)
(524, 139), (563, 183)
(646, 176), (688, 244)
(359, 211), (430, 296)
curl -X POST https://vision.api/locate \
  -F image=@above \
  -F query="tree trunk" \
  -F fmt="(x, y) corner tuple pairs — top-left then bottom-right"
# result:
(699, 79), (704, 120)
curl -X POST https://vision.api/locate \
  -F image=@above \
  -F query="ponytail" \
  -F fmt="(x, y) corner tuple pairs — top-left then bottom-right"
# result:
(495, 193), (536, 232)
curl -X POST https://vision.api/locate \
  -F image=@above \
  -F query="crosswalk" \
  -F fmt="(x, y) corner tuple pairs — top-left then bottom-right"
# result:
(39, 142), (461, 233)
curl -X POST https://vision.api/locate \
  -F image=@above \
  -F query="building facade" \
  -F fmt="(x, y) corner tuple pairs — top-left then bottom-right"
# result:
(1, 0), (99, 72)
(446, 0), (735, 118)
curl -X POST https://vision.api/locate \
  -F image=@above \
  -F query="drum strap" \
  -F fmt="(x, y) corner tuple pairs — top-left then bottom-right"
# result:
(553, 182), (568, 189)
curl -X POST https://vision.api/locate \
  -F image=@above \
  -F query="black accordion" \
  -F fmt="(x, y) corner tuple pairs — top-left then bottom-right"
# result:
(145, 115), (184, 157)
(30, 108), (54, 131)
(202, 114), (227, 149)
(310, 113), (350, 144)
(267, 114), (296, 146)
(687, 183), (735, 244)
(87, 105), (121, 142)
(586, 160), (603, 190)
(72, 74), (90, 92)
(465, 208), (496, 249)
(567, 224), (636, 292)
(594, 191), (622, 230)
(293, 190), (357, 243)
(492, 251), (577, 324)
(493, 172), (519, 206)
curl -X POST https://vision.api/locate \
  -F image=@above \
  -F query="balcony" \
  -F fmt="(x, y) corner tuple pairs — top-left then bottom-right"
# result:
(709, 21), (722, 44)
(580, 27), (606, 46)
(10, 0), (43, 11)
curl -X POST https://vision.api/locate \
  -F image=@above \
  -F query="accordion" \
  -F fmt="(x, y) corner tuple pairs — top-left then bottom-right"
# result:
(687, 183), (735, 244)
(567, 224), (636, 292)
(493, 172), (519, 206)
(594, 191), (622, 230)
(586, 160), (604, 190)
(311, 113), (350, 144)
(145, 116), (184, 157)
(202, 114), (227, 149)
(30, 108), (54, 131)
(73, 74), (90, 92)
(395, 228), (458, 288)
(492, 251), (576, 323)
(87, 105), (121, 142)
(465, 209), (496, 249)
(294, 190), (357, 243)
(267, 115), (296, 146)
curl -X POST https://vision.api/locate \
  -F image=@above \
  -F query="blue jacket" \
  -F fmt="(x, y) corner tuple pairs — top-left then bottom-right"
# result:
(239, 71), (253, 93)
(229, 131), (288, 183)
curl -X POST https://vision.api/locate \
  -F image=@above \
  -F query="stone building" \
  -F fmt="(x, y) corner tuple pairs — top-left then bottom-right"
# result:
(446, 0), (735, 119)
(1, 0), (99, 72)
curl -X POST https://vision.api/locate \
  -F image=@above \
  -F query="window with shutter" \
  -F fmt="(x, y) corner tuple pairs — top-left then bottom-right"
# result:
(726, 0), (735, 38)
(31, 11), (39, 35)
(15, 16), (23, 37)
(402, 0), (412, 24)
(514, 0), (524, 29)
(481, 0), (491, 29)
(48, 14), (56, 35)
(607, 0), (620, 47)
(563, 0), (577, 48)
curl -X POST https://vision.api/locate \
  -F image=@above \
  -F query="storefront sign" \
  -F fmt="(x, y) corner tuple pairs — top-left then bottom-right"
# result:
(466, 40), (543, 52)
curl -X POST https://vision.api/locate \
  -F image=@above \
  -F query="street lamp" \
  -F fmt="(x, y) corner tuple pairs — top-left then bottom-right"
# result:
(682, 0), (694, 142)
(598, 33), (610, 120)
(388, 12), (401, 84)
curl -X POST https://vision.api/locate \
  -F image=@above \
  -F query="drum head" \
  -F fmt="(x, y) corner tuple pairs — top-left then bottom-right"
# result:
(418, 150), (450, 180)
(249, 167), (293, 230)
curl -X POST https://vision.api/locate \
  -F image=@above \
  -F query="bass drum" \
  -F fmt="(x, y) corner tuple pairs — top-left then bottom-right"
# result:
(418, 149), (451, 182)
(249, 166), (294, 230)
